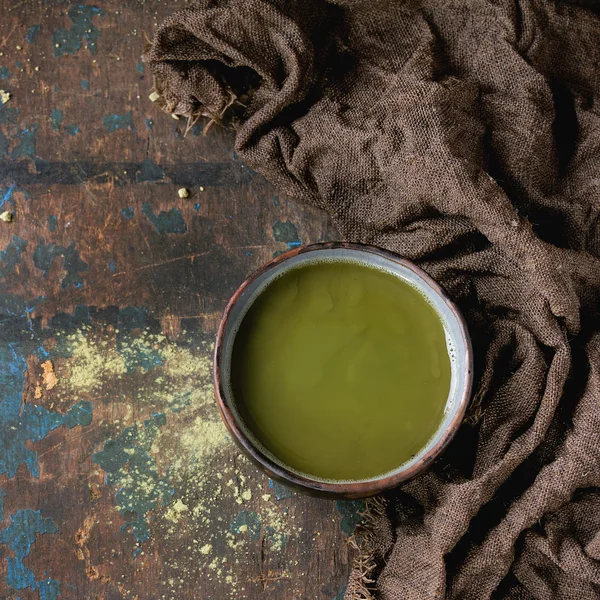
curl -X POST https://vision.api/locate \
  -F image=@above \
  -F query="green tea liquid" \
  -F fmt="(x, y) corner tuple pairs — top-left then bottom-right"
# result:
(231, 261), (451, 481)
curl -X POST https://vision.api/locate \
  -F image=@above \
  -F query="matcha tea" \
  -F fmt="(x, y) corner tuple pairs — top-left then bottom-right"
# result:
(231, 260), (451, 481)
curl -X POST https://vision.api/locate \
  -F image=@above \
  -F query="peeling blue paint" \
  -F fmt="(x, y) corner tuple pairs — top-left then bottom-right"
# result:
(135, 62), (145, 73)
(0, 236), (27, 278)
(53, 5), (104, 57)
(80, 79), (90, 90)
(0, 186), (13, 208)
(0, 102), (18, 126)
(272, 221), (301, 248)
(65, 402), (93, 428)
(11, 124), (38, 160)
(0, 293), (45, 319)
(194, 203), (201, 211)
(0, 301), (98, 600)
(108, 260), (115, 272)
(32, 238), (89, 288)
(26, 25), (41, 44)
(1, 185), (30, 209)
(0, 322), (93, 482)
(38, 578), (61, 600)
(142, 202), (186, 235)
(93, 414), (172, 543)
(136, 158), (164, 183)
(47, 216), (57, 232)
(334, 585), (347, 600)
(36, 344), (50, 360)
(335, 500), (366, 535)
(268, 479), (293, 500)
(50, 109), (63, 131)
(64, 124), (80, 136)
(145, 118), (153, 130)
(103, 111), (134, 133)
(121, 206), (134, 220)
(0, 305), (175, 595)
(0, 66), (10, 80)
(0, 342), (93, 478)
(230, 511), (261, 540)
(0, 510), (60, 598)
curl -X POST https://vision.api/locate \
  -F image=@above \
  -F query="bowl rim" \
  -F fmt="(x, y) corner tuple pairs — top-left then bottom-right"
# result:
(213, 241), (473, 498)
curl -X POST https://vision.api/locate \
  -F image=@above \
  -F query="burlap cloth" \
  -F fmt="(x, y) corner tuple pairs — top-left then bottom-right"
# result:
(143, 1), (600, 598)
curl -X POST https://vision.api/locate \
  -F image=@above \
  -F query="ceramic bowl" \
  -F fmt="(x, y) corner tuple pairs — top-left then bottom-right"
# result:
(214, 242), (472, 498)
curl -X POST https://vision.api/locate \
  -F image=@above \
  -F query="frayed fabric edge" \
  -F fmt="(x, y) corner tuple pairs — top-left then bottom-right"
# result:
(149, 73), (244, 137)
(345, 496), (388, 600)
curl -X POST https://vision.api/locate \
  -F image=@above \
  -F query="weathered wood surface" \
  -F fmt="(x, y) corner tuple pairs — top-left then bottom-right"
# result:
(0, 3), (360, 599)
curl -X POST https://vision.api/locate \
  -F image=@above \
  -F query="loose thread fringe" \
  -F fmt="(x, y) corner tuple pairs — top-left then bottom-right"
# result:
(150, 75), (242, 138)
(345, 496), (388, 600)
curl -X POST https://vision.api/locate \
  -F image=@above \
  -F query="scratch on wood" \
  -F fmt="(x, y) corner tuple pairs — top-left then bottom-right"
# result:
(111, 251), (212, 276)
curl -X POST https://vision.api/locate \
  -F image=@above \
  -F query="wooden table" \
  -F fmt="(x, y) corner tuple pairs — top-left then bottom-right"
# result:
(0, 3), (360, 599)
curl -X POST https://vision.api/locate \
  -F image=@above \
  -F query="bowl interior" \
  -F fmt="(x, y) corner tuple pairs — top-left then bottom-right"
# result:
(218, 246), (471, 487)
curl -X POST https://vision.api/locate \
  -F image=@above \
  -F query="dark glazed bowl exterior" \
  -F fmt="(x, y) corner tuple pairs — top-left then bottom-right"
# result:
(213, 242), (473, 499)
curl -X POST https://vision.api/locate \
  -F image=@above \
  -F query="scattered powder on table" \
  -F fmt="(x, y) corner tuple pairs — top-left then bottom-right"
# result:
(179, 417), (229, 459)
(164, 499), (188, 523)
(63, 329), (126, 393)
(47, 324), (313, 599)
